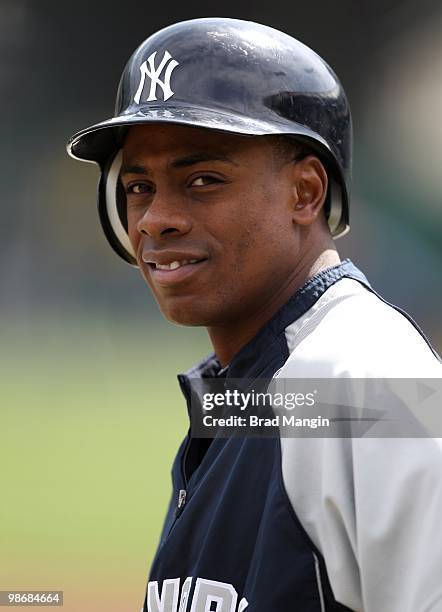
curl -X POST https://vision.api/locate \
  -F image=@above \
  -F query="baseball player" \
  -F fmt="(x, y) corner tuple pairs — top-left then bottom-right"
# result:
(67, 18), (442, 612)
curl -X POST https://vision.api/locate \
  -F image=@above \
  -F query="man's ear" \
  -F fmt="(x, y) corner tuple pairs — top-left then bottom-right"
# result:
(291, 155), (328, 227)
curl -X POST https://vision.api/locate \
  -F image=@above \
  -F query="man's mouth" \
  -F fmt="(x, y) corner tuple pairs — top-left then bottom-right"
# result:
(152, 259), (203, 271)
(145, 257), (209, 286)
(141, 249), (210, 285)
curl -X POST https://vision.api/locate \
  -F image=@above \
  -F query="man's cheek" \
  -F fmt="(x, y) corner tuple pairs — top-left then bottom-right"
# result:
(127, 224), (140, 254)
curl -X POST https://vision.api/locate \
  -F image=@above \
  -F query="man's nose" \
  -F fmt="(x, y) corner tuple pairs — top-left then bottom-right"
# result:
(136, 189), (192, 239)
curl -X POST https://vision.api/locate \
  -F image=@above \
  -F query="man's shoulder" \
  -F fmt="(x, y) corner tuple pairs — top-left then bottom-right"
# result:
(280, 277), (441, 378)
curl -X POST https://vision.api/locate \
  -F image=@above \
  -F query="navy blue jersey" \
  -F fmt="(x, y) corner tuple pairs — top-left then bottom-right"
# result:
(142, 260), (442, 612)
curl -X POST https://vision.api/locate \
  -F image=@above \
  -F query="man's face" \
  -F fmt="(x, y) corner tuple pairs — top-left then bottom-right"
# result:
(121, 124), (304, 327)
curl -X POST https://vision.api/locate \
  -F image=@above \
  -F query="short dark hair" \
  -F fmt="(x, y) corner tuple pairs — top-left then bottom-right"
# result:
(268, 135), (331, 220)
(267, 135), (311, 166)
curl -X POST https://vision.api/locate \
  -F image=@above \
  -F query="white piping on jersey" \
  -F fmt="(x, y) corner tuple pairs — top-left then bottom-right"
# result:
(313, 552), (326, 612)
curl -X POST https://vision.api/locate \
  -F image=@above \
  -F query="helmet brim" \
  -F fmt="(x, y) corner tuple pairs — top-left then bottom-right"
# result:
(67, 103), (331, 163)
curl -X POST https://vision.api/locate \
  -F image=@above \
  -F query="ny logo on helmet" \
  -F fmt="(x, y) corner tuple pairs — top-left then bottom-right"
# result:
(134, 50), (179, 103)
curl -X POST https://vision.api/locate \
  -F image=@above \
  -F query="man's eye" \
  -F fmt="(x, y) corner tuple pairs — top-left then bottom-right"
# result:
(190, 176), (222, 187)
(126, 183), (153, 195)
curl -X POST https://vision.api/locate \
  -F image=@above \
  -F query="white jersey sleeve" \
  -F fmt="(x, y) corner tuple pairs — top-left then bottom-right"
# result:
(276, 278), (442, 611)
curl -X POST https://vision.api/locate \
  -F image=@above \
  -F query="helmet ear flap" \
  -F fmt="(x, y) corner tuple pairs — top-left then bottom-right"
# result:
(98, 150), (138, 266)
(327, 177), (349, 238)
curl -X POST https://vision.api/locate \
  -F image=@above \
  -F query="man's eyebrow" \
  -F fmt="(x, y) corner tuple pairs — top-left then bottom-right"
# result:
(120, 152), (237, 176)
(120, 164), (149, 176)
(169, 152), (238, 168)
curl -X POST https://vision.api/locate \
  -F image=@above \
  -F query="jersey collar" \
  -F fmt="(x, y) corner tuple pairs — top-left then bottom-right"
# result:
(178, 259), (370, 393)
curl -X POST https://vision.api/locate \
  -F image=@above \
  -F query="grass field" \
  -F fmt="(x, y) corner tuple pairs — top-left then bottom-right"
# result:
(1, 313), (211, 611)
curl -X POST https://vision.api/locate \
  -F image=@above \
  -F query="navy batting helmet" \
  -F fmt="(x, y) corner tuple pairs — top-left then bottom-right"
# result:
(67, 18), (352, 266)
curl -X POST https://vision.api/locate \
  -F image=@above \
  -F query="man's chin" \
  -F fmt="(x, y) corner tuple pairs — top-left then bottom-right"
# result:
(164, 312), (210, 327)
(159, 301), (213, 327)
(157, 293), (247, 328)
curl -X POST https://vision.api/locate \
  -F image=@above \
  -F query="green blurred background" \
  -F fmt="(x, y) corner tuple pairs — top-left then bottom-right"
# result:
(1, 316), (211, 610)
(1, 0), (441, 610)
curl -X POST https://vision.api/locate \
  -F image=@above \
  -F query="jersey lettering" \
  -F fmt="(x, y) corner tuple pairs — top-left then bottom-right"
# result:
(147, 578), (180, 612)
(146, 578), (248, 612)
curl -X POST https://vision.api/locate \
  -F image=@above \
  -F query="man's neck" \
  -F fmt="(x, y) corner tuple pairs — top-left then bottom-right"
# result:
(207, 248), (340, 368)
